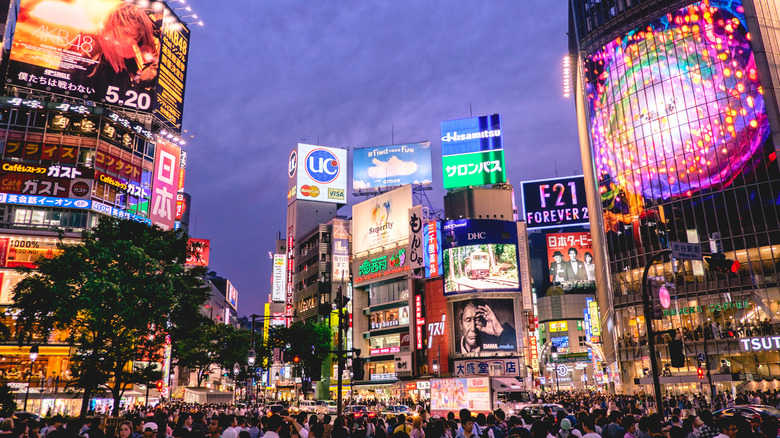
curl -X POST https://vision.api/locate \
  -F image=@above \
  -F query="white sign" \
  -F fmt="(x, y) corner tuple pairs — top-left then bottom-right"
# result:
(454, 358), (521, 377)
(408, 205), (424, 272)
(671, 241), (703, 260)
(352, 185), (413, 254)
(272, 254), (286, 302)
(288, 144), (347, 204)
(370, 372), (397, 381)
(739, 336), (780, 352)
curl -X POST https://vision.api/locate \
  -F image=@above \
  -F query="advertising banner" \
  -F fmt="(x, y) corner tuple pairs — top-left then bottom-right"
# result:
(408, 205), (424, 273)
(0, 192), (91, 210)
(150, 139), (180, 230)
(1, 162), (94, 198)
(352, 142), (432, 193)
(271, 254), (286, 302)
(440, 114), (506, 189)
(546, 232), (596, 292)
(452, 298), (517, 355)
(353, 247), (408, 286)
(332, 219), (350, 282)
(370, 306), (410, 330)
(517, 222), (532, 310)
(442, 219), (519, 295)
(288, 144), (347, 204)
(352, 184), (412, 254)
(6, 0), (188, 127)
(430, 378), (491, 414)
(423, 220), (442, 278)
(521, 175), (589, 230)
(453, 358), (521, 377)
(226, 280), (238, 311)
(185, 238), (210, 267)
(0, 234), (78, 269)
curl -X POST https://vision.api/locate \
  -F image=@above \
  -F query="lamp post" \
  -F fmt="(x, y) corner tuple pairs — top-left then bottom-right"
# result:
(233, 362), (240, 403)
(23, 345), (38, 411)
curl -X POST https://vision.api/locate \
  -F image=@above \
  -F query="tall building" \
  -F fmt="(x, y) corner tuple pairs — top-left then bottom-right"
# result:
(0, 0), (192, 413)
(570, 0), (780, 393)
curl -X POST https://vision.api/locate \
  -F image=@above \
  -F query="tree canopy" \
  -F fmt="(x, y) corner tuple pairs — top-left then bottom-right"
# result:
(12, 217), (210, 416)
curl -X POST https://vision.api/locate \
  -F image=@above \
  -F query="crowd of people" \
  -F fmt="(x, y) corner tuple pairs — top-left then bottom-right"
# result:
(3, 390), (780, 438)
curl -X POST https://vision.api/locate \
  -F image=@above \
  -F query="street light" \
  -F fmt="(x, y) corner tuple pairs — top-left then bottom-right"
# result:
(432, 359), (439, 376)
(248, 350), (256, 366)
(23, 345), (38, 411)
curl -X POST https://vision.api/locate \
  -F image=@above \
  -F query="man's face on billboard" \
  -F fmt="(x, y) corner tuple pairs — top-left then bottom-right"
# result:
(553, 254), (563, 263)
(569, 250), (577, 260)
(461, 303), (479, 351)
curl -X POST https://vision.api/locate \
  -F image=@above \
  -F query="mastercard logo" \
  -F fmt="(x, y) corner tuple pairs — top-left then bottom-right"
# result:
(300, 185), (320, 197)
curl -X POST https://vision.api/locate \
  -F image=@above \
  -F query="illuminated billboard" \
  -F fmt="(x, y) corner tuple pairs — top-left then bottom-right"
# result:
(0, 234), (78, 269)
(546, 232), (595, 292)
(271, 254), (286, 302)
(423, 220), (442, 278)
(452, 298), (517, 354)
(185, 238), (210, 267)
(442, 219), (519, 295)
(331, 219), (350, 282)
(226, 280), (238, 311)
(287, 144), (347, 204)
(440, 114), (506, 189)
(521, 175), (589, 230)
(353, 142), (432, 193)
(430, 378), (491, 414)
(352, 184), (412, 254)
(583, 0), (773, 231)
(150, 139), (180, 230)
(6, 0), (189, 129)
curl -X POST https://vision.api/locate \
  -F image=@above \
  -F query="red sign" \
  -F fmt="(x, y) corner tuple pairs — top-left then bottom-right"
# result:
(286, 229), (295, 327)
(0, 238), (8, 267)
(547, 232), (595, 284)
(150, 140), (180, 230)
(370, 346), (400, 355)
(185, 238), (210, 266)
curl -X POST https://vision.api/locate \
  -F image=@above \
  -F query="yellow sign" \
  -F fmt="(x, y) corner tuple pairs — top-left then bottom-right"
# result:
(549, 321), (568, 332)
(589, 301), (601, 336)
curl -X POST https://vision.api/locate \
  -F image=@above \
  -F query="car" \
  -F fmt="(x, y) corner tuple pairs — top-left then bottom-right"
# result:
(518, 404), (566, 421)
(267, 404), (285, 416)
(715, 405), (780, 420)
(315, 400), (338, 415)
(296, 400), (317, 413)
(347, 405), (376, 419)
(382, 405), (415, 419)
(13, 412), (41, 422)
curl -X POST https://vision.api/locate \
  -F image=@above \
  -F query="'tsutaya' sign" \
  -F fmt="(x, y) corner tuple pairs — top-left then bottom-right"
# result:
(740, 336), (780, 353)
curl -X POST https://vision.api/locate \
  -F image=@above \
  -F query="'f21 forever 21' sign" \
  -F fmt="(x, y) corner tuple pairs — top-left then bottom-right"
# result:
(521, 175), (589, 230)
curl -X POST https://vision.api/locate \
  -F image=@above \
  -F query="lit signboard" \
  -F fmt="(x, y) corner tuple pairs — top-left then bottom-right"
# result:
(185, 238), (210, 267)
(287, 144), (347, 204)
(353, 142), (432, 193)
(332, 219), (350, 282)
(521, 175), (589, 230)
(150, 139), (180, 230)
(440, 114), (506, 189)
(549, 321), (568, 332)
(353, 247), (408, 285)
(0, 234), (79, 269)
(0, 192), (90, 210)
(442, 219), (519, 295)
(430, 378), (491, 414)
(739, 336), (780, 353)
(452, 298), (517, 355)
(423, 220), (442, 278)
(546, 232), (596, 292)
(6, 0), (189, 129)
(226, 280), (238, 311)
(352, 184), (412, 254)
(271, 254), (286, 302)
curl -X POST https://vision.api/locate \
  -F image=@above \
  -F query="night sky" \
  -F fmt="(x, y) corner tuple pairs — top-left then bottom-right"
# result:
(179, 1), (581, 316)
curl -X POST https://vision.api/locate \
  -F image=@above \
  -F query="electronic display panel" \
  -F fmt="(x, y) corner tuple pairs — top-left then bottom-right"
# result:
(546, 232), (596, 292)
(353, 142), (432, 193)
(440, 114), (506, 189)
(5, 0), (189, 128)
(521, 175), (588, 230)
(452, 298), (517, 354)
(583, 0), (774, 232)
(442, 219), (519, 295)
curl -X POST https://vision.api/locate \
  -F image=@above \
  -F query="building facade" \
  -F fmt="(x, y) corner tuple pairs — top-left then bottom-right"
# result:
(571, 0), (780, 394)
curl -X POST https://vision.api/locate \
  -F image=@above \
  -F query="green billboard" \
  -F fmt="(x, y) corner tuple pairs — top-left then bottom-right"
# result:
(441, 149), (506, 189)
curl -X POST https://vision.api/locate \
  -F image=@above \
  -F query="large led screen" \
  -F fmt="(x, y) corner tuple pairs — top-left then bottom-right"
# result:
(452, 298), (517, 354)
(6, 0), (189, 128)
(584, 0), (772, 231)
(546, 232), (596, 292)
(353, 142), (432, 193)
(440, 114), (506, 189)
(442, 219), (519, 295)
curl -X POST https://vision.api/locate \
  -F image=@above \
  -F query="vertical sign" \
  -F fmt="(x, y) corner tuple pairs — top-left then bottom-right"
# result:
(178, 150), (187, 193)
(332, 219), (350, 281)
(588, 299), (601, 337)
(409, 205), (424, 274)
(263, 304), (271, 367)
(150, 139), (180, 230)
(286, 227), (294, 327)
(0, 238), (9, 267)
(415, 294), (425, 349)
(529, 334), (538, 370)
(423, 221), (442, 278)
(517, 222), (532, 310)
(272, 254), (286, 302)
(154, 4), (191, 131)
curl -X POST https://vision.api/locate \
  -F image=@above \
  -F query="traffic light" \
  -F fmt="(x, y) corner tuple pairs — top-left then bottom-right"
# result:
(352, 357), (364, 381)
(697, 368), (704, 379)
(293, 356), (300, 364)
(669, 338), (685, 368)
(705, 253), (740, 274)
(156, 380), (163, 391)
(334, 288), (350, 309)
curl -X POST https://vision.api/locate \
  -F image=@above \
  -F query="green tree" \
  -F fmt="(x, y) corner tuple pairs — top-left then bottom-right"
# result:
(0, 385), (17, 417)
(12, 217), (210, 416)
(172, 319), (252, 387)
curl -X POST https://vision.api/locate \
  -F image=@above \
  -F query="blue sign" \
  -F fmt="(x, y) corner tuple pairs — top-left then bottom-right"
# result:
(442, 219), (518, 249)
(91, 201), (152, 225)
(305, 148), (340, 184)
(521, 175), (589, 230)
(551, 336), (569, 348)
(440, 114), (503, 157)
(423, 220), (443, 278)
(697, 353), (706, 362)
(0, 192), (91, 209)
(353, 142), (432, 193)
